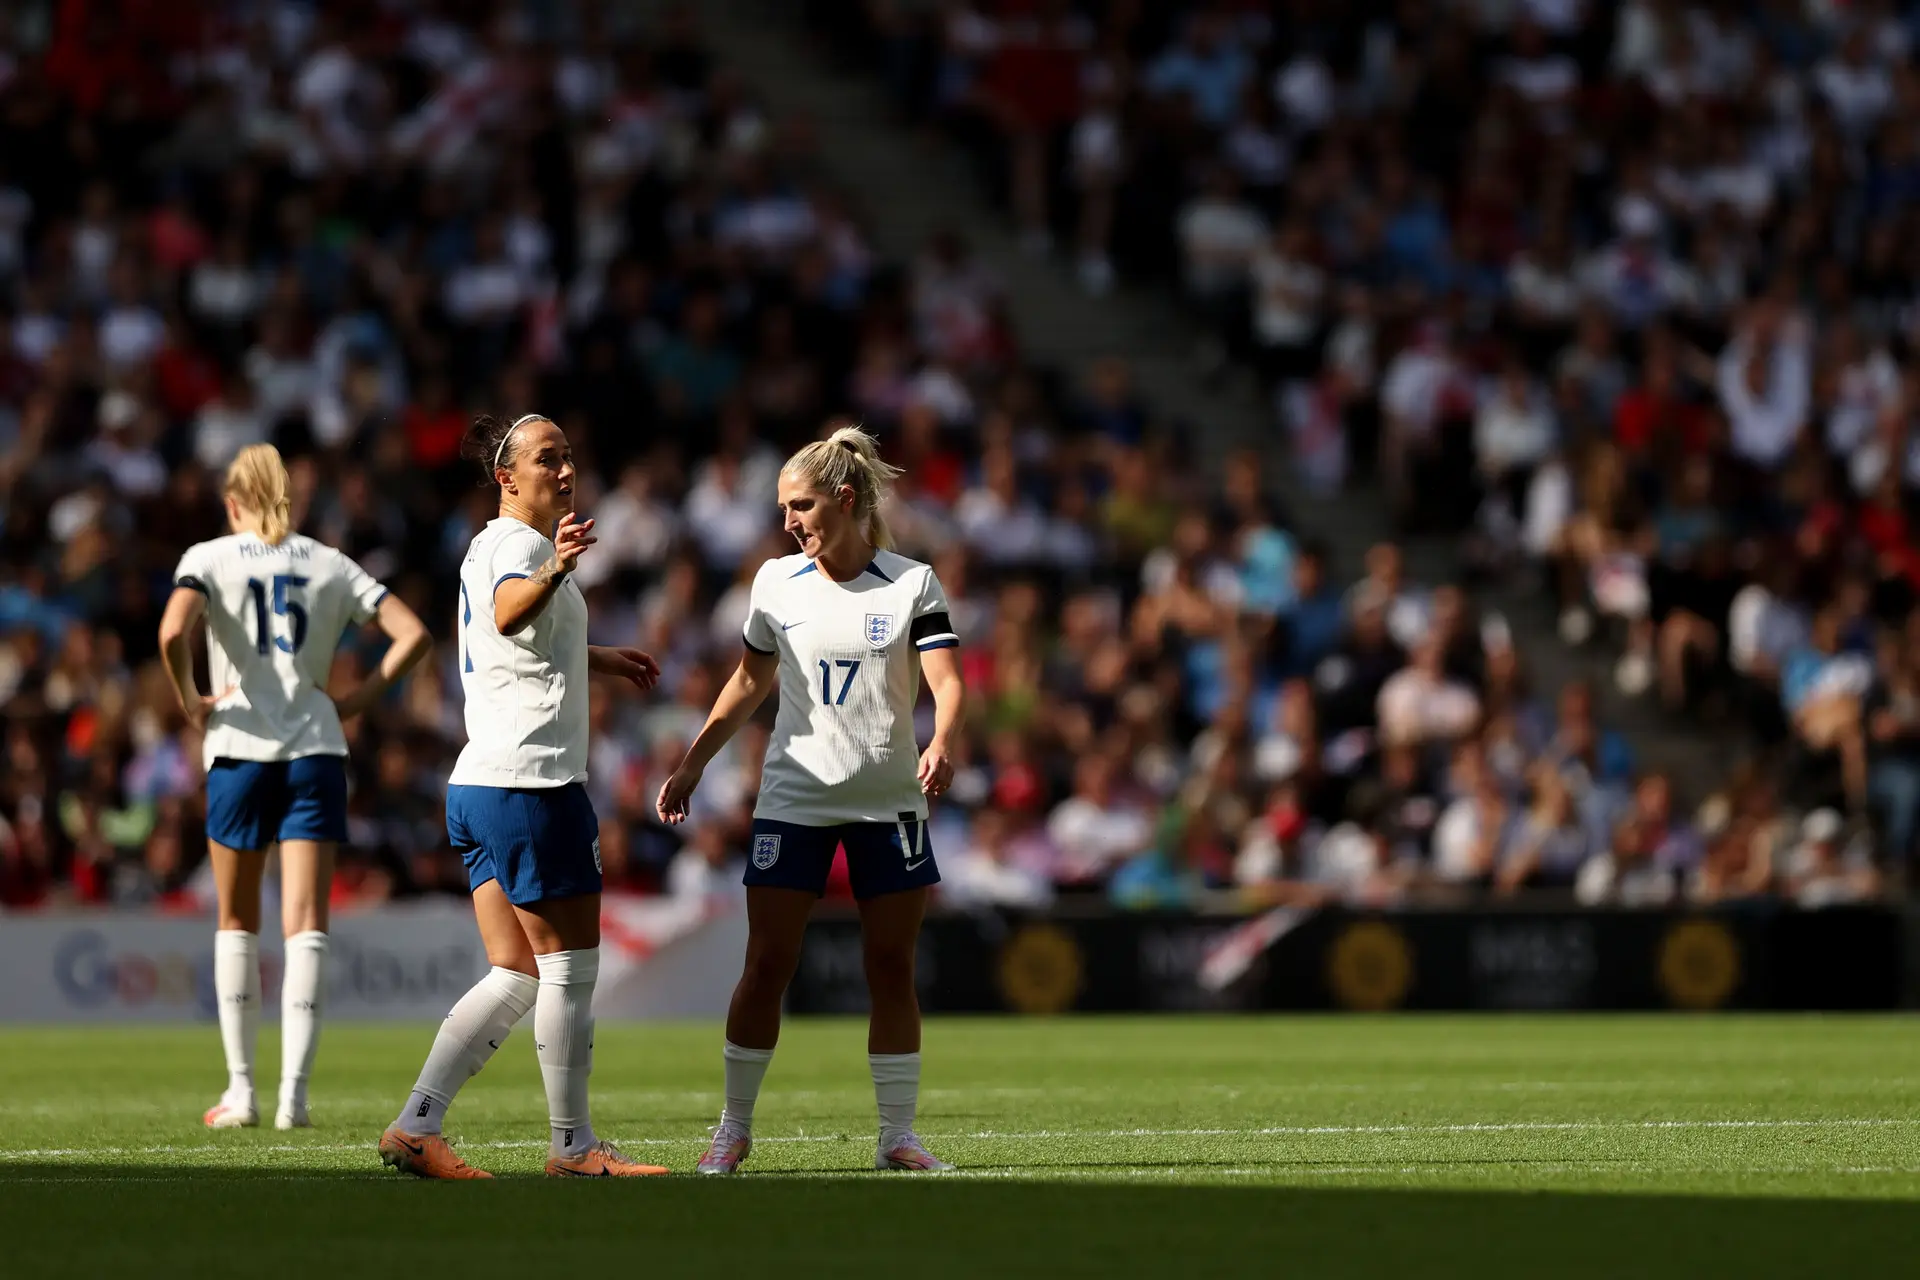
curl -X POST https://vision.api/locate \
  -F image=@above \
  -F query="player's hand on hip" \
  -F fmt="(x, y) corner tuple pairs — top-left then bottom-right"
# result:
(552, 512), (597, 572)
(917, 742), (954, 798)
(655, 766), (702, 824)
(186, 685), (235, 731)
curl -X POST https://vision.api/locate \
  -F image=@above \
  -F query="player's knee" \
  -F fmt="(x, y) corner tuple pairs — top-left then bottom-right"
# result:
(217, 906), (260, 934)
(862, 939), (917, 994)
(738, 944), (799, 1001)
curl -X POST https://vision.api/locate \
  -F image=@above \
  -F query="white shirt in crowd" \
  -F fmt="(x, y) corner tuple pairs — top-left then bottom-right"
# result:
(100, 304), (166, 371)
(173, 532), (388, 769)
(1474, 379), (1557, 474)
(744, 549), (957, 825)
(1048, 796), (1154, 880)
(1250, 247), (1324, 348)
(451, 518), (590, 789)
(1826, 349), (1901, 457)
(1717, 330), (1810, 469)
(1507, 252), (1581, 323)
(1376, 667), (1483, 746)
(1176, 196), (1266, 298)
(1576, 854), (1677, 907)
(1431, 797), (1505, 883)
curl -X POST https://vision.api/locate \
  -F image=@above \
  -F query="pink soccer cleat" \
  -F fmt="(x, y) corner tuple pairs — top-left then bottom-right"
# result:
(876, 1132), (954, 1172)
(203, 1094), (259, 1129)
(696, 1123), (752, 1175)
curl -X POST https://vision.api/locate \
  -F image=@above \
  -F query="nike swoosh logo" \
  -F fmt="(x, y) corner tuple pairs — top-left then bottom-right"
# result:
(782, 621), (806, 630)
(488, 1040), (500, 1050)
(550, 1164), (607, 1177)
(904, 857), (929, 871)
(397, 1137), (425, 1155)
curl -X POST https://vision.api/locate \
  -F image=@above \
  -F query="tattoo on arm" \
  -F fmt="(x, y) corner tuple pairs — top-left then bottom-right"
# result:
(530, 557), (567, 587)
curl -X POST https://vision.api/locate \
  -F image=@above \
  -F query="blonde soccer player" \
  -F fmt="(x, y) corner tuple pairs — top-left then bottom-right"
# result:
(158, 444), (432, 1131)
(657, 423), (967, 1174)
(377, 412), (665, 1179)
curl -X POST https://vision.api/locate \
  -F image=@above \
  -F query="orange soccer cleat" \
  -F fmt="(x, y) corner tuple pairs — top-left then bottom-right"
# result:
(378, 1126), (495, 1180)
(545, 1139), (671, 1177)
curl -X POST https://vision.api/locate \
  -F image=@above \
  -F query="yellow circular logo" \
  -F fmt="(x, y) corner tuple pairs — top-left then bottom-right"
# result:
(1326, 920), (1414, 1011)
(996, 924), (1085, 1015)
(1658, 918), (1741, 1010)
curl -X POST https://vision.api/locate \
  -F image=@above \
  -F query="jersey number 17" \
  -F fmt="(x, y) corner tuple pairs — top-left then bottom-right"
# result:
(818, 659), (860, 706)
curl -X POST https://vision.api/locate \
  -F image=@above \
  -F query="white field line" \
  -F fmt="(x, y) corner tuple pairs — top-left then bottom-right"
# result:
(3, 1117), (1919, 1162)
(9, 1077), (1917, 1118)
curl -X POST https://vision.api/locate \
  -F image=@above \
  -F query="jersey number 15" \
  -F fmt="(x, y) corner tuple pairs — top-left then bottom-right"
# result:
(246, 575), (309, 655)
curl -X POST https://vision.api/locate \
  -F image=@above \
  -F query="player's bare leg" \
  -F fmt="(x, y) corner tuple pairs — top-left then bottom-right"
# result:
(861, 888), (949, 1171)
(206, 842), (266, 1128)
(699, 887), (813, 1174)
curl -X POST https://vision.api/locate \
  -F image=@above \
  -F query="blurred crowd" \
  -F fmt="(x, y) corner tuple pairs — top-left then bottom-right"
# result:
(0, 0), (1905, 917)
(812, 0), (1920, 903)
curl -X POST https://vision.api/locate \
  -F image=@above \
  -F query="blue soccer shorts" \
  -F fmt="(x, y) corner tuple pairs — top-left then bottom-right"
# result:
(744, 814), (940, 900)
(205, 755), (349, 850)
(446, 782), (603, 906)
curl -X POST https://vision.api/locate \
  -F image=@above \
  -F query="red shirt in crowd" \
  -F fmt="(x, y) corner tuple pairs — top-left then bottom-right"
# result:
(1614, 385), (1712, 454)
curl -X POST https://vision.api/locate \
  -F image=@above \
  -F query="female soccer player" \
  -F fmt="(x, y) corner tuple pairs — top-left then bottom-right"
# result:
(378, 412), (665, 1179)
(657, 424), (967, 1174)
(159, 444), (432, 1130)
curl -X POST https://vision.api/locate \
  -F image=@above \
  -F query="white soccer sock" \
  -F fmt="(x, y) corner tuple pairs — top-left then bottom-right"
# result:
(397, 966), (539, 1135)
(278, 931), (328, 1111)
(720, 1040), (775, 1132)
(213, 930), (260, 1099)
(870, 1052), (921, 1147)
(535, 948), (599, 1156)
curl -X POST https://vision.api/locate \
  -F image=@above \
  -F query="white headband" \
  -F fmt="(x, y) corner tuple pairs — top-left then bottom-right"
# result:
(494, 413), (544, 470)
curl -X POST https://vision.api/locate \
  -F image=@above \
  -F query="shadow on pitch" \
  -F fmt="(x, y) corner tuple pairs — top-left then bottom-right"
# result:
(3, 1165), (1917, 1277)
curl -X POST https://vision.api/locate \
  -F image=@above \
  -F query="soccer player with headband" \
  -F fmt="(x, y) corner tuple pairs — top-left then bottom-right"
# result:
(378, 411), (665, 1179)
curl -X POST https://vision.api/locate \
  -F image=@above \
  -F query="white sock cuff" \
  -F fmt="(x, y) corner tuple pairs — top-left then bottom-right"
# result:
(215, 930), (258, 954)
(535, 948), (600, 986)
(869, 1051), (920, 1080)
(482, 966), (541, 1016)
(724, 1040), (775, 1064)
(284, 930), (329, 952)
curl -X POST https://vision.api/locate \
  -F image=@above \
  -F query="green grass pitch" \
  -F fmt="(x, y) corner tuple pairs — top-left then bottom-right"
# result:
(3, 1016), (1919, 1277)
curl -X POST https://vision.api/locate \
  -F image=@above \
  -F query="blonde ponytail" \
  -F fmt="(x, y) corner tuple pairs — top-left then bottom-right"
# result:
(783, 422), (904, 550)
(225, 444), (294, 545)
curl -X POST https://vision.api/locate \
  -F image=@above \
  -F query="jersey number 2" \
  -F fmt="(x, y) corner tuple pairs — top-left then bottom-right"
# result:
(246, 575), (309, 655)
(818, 659), (860, 706)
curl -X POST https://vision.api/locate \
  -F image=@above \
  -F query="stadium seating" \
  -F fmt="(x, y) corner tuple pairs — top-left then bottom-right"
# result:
(0, 0), (1909, 916)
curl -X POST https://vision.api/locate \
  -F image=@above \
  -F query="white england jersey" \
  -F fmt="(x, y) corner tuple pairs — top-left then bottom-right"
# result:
(172, 533), (389, 769)
(744, 549), (959, 824)
(449, 517), (589, 789)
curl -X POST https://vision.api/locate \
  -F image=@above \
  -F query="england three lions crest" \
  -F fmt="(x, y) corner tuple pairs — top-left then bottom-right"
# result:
(865, 613), (894, 648)
(752, 834), (781, 870)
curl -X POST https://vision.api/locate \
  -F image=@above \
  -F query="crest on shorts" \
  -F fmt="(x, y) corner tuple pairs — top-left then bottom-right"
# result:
(591, 837), (602, 874)
(865, 613), (894, 647)
(752, 834), (781, 870)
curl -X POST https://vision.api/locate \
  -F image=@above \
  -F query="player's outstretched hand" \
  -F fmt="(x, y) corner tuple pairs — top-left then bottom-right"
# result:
(552, 512), (597, 572)
(656, 765), (702, 825)
(589, 645), (661, 692)
(916, 740), (954, 798)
